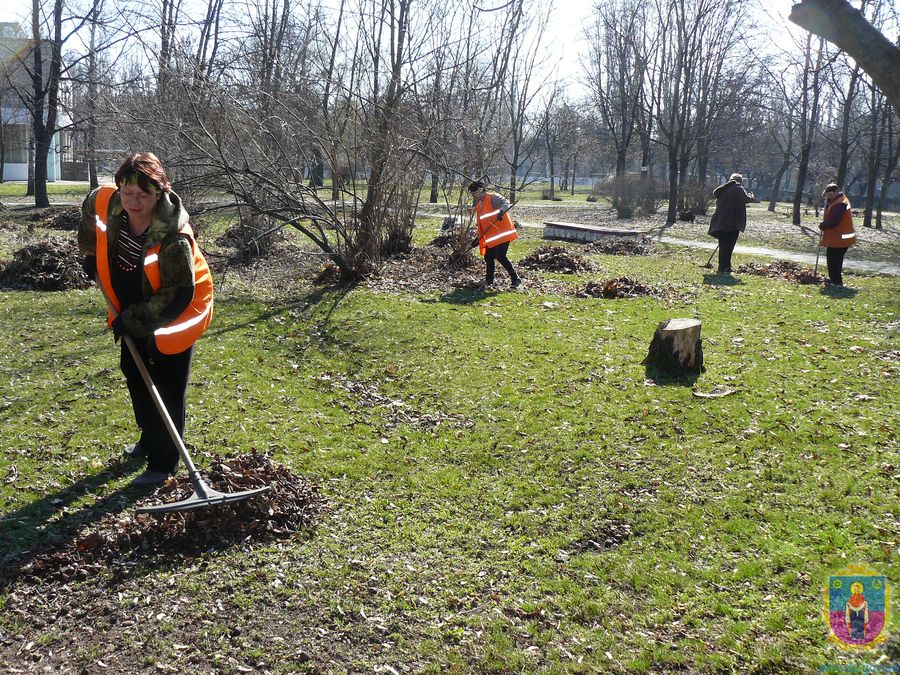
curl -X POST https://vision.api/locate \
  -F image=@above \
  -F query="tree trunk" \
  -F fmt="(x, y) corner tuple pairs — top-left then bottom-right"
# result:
(874, 107), (897, 230)
(429, 171), (438, 204)
(642, 318), (704, 376)
(862, 91), (884, 229)
(836, 64), (861, 187)
(768, 159), (790, 212)
(665, 149), (679, 224)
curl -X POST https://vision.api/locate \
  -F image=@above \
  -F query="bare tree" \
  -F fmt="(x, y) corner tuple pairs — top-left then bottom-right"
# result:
(789, 0), (900, 111)
(791, 34), (825, 225)
(585, 0), (646, 176)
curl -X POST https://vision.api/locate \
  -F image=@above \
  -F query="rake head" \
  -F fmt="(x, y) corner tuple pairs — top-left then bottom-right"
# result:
(137, 480), (271, 514)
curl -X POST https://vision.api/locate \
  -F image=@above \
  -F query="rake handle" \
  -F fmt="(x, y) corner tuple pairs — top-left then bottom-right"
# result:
(705, 244), (719, 267)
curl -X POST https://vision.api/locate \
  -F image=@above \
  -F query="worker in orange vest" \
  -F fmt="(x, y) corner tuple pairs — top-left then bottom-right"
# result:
(468, 180), (522, 289)
(78, 153), (214, 486)
(818, 183), (856, 287)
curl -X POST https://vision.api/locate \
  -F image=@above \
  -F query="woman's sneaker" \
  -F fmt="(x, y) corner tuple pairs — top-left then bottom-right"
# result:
(123, 442), (146, 460)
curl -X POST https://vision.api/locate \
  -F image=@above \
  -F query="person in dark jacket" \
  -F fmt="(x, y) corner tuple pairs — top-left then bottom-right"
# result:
(707, 173), (754, 274)
(818, 183), (856, 287)
(78, 153), (213, 486)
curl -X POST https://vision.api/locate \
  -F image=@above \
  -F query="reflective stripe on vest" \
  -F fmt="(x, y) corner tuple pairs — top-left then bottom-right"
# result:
(92, 185), (214, 354)
(474, 193), (518, 256)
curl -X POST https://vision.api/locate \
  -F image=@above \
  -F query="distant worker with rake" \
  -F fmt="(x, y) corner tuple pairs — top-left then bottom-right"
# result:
(818, 183), (856, 287)
(707, 173), (754, 275)
(78, 153), (214, 487)
(468, 180), (522, 289)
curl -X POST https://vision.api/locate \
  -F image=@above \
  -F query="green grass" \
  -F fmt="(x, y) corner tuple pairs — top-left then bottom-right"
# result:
(0, 181), (91, 198)
(0, 208), (898, 671)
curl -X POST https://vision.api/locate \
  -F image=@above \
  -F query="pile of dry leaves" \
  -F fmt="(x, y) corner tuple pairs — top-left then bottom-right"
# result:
(735, 261), (820, 284)
(0, 238), (91, 291)
(3, 453), (323, 585)
(519, 245), (594, 274)
(585, 236), (653, 256)
(29, 207), (81, 232)
(577, 277), (664, 299)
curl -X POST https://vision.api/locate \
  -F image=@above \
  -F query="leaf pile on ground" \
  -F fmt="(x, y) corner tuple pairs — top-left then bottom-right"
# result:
(519, 245), (594, 274)
(27, 207), (81, 232)
(735, 260), (820, 283)
(585, 236), (653, 256)
(366, 245), (482, 294)
(576, 276), (668, 299)
(3, 452), (324, 586)
(316, 372), (474, 431)
(0, 238), (91, 291)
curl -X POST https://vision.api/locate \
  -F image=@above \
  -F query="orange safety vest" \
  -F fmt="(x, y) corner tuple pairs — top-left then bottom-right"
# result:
(93, 185), (214, 354)
(475, 192), (518, 256)
(820, 194), (856, 248)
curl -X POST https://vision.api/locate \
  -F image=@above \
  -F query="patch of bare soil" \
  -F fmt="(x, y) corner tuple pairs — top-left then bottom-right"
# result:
(316, 373), (473, 431)
(735, 260), (820, 284)
(585, 236), (654, 256)
(1, 452), (323, 587)
(570, 520), (633, 553)
(576, 277), (672, 299)
(0, 238), (91, 291)
(519, 245), (594, 274)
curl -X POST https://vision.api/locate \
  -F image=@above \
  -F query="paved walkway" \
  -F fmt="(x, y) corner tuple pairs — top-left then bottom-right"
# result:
(504, 218), (900, 277)
(654, 236), (900, 276)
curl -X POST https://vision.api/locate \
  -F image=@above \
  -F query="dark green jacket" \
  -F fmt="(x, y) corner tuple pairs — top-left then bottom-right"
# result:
(79, 187), (195, 338)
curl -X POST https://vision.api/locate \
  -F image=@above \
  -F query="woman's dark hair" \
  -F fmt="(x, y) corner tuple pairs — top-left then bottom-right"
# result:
(114, 153), (171, 193)
(468, 180), (486, 193)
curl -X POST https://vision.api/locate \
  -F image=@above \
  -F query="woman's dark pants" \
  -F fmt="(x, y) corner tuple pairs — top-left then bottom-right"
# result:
(717, 231), (740, 273)
(120, 340), (193, 473)
(826, 247), (847, 285)
(484, 241), (519, 285)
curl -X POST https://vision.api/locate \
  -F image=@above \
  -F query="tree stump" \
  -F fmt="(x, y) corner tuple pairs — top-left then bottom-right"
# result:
(642, 318), (704, 375)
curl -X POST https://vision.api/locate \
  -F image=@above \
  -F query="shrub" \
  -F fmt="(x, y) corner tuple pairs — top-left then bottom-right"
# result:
(680, 181), (713, 215)
(596, 175), (666, 218)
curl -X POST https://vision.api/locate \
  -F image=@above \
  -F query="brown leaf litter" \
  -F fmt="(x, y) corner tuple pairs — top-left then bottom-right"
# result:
(317, 373), (473, 431)
(0, 238), (92, 291)
(584, 236), (654, 256)
(519, 245), (594, 274)
(1, 452), (324, 586)
(735, 261), (820, 284)
(365, 246), (483, 294)
(576, 277), (671, 299)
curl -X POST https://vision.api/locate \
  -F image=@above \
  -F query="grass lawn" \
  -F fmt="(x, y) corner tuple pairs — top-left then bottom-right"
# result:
(0, 204), (898, 672)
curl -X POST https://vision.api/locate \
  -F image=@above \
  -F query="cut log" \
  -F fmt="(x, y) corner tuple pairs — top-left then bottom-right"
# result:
(642, 318), (704, 375)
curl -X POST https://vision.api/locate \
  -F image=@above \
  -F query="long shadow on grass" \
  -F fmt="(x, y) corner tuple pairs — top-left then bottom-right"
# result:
(0, 459), (137, 587)
(702, 273), (743, 286)
(428, 287), (498, 305)
(205, 284), (354, 339)
(820, 285), (859, 298)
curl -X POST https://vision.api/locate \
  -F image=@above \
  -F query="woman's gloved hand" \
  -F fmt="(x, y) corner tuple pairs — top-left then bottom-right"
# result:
(111, 316), (128, 343)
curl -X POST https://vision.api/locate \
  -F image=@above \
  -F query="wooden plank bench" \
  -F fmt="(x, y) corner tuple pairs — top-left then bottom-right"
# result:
(542, 221), (645, 242)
